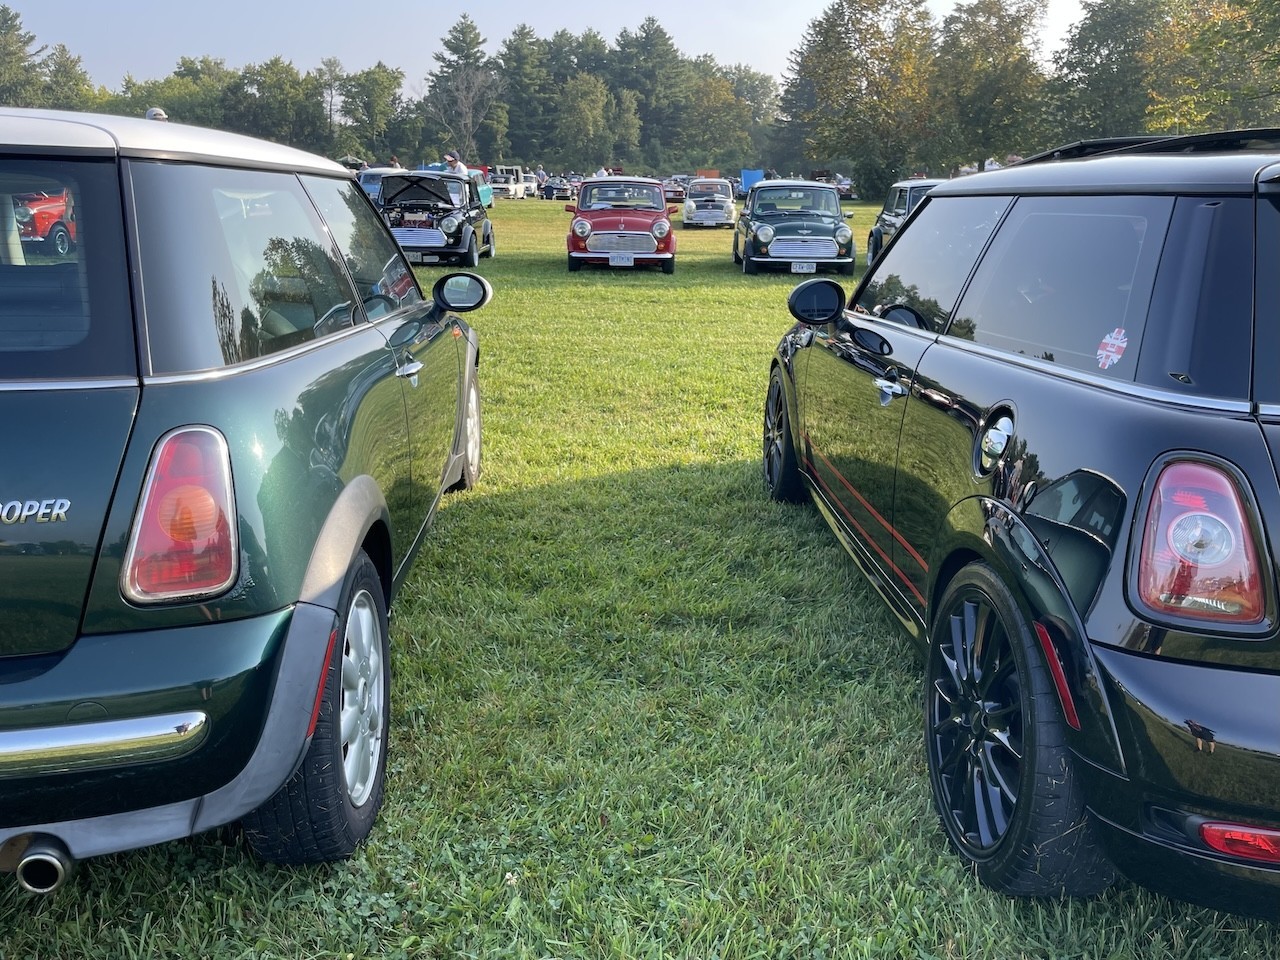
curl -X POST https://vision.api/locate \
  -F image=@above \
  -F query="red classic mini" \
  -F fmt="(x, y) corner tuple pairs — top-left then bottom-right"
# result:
(565, 176), (676, 274)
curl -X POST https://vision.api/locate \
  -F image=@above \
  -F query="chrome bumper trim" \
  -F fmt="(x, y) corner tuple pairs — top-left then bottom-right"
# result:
(0, 712), (209, 777)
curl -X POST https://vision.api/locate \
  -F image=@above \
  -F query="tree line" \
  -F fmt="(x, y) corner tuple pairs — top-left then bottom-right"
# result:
(3, 1), (1280, 199)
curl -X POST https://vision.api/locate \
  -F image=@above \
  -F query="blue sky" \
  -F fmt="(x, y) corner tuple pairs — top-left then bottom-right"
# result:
(22, 1), (1082, 91)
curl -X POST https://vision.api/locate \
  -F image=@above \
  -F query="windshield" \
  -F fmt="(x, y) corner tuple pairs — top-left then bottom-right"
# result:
(752, 187), (840, 216)
(688, 181), (732, 200)
(579, 182), (665, 211)
(747, 186), (839, 215)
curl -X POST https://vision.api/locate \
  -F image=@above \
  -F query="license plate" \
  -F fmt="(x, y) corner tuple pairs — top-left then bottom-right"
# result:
(609, 252), (635, 267)
(405, 252), (438, 264)
(791, 261), (817, 274)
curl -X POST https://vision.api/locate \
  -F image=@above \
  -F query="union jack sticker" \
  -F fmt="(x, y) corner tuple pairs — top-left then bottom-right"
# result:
(1097, 327), (1128, 370)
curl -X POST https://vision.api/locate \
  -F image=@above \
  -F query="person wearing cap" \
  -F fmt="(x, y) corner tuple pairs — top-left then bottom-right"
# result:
(145, 107), (168, 121)
(444, 151), (468, 176)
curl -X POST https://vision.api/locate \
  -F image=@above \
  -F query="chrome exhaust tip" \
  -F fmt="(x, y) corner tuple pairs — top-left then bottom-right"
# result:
(16, 836), (74, 894)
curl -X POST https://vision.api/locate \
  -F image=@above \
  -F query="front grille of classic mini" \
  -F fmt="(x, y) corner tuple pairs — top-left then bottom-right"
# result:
(391, 227), (447, 247)
(586, 232), (657, 253)
(769, 237), (838, 257)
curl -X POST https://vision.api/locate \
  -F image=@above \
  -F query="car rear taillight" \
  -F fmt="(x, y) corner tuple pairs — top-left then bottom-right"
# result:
(122, 427), (237, 604)
(1200, 821), (1280, 864)
(1136, 461), (1264, 623)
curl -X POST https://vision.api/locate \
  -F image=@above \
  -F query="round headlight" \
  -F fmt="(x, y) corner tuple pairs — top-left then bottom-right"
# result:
(653, 219), (671, 239)
(441, 215), (461, 233)
(755, 224), (775, 244)
(572, 218), (592, 238)
(684, 201), (695, 216)
(13, 205), (32, 224)
(835, 225), (853, 244)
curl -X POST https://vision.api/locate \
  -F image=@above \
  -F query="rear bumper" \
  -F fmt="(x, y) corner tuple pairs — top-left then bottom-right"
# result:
(0, 602), (336, 863)
(1082, 644), (1280, 917)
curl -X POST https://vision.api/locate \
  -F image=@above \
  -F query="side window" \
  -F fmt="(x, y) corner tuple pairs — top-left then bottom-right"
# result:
(950, 195), (1173, 379)
(0, 158), (134, 379)
(133, 163), (361, 373)
(892, 188), (908, 215)
(301, 175), (423, 315)
(855, 195), (1010, 333)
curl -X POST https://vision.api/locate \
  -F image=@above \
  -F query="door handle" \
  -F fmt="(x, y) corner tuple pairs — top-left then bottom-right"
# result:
(396, 360), (423, 380)
(873, 376), (906, 406)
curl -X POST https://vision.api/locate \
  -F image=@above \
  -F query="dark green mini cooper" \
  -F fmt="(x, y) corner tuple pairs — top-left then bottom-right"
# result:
(734, 179), (856, 276)
(0, 108), (486, 892)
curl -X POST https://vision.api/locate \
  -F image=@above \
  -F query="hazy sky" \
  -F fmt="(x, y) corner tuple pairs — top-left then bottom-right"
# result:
(22, 1), (1084, 92)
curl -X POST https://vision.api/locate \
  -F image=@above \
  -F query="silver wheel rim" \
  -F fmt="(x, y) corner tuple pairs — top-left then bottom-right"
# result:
(465, 379), (481, 476)
(340, 587), (384, 808)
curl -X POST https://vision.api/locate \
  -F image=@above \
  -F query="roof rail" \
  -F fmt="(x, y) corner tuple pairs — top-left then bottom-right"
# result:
(1018, 129), (1280, 166)
(1015, 135), (1171, 165)
(1108, 128), (1280, 154)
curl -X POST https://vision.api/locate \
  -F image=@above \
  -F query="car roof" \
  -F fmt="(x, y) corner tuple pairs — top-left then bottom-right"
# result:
(927, 150), (1280, 198)
(0, 107), (345, 177)
(582, 175), (662, 185)
(892, 177), (947, 190)
(749, 179), (840, 190)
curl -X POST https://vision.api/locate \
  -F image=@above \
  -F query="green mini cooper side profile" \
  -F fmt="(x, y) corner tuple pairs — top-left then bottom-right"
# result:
(0, 108), (486, 892)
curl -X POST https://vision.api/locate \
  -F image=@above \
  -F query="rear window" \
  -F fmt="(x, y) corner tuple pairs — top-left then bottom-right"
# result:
(131, 162), (361, 374)
(949, 195), (1173, 380)
(0, 158), (134, 379)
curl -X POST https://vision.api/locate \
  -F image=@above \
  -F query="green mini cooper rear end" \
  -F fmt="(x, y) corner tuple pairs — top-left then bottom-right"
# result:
(0, 108), (486, 892)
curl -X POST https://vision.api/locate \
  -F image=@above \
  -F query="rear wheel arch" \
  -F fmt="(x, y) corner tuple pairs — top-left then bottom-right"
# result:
(928, 499), (1125, 774)
(298, 475), (393, 613)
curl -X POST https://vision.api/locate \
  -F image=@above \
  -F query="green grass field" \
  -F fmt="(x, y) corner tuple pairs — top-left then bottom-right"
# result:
(2, 200), (1278, 958)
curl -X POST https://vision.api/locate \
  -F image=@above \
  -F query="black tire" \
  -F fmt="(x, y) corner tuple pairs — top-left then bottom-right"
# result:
(866, 234), (880, 267)
(481, 226), (495, 259)
(742, 250), (758, 275)
(925, 563), (1117, 896)
(464, 235), (480, 268)
(763, 367), (805, 502)
(243, 550), (390, 864)
(732, 237), (742, 265)
(49, 225), (71, 256)
(567, 254), (581, 272)
(661, 258), (675, 275)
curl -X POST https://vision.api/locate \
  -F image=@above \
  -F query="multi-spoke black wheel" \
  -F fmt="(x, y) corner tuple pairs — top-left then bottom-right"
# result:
(763, 367), (805, 503)
(925, 563), (1116, 896)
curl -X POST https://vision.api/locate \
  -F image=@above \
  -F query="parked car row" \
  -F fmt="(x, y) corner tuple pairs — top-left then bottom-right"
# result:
(10, 107), (1280, 925)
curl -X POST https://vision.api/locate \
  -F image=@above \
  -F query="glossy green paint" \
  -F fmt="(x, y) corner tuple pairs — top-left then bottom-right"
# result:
(0, 388), (139, 657)
(0, 609), (292, 820)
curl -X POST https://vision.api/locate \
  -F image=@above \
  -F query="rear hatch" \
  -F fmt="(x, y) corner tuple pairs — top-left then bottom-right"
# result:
(0, 156), (139, 658)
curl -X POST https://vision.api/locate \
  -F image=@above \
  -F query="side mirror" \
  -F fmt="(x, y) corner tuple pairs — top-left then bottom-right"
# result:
(565, 204), (576, 213)
(787, 277), (847, 326)
(432, 272), (493, 312)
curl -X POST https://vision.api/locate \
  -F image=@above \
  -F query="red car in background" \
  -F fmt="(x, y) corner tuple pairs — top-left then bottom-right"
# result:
(565, 176), (676, 274)
(14, 187), (76, 255)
